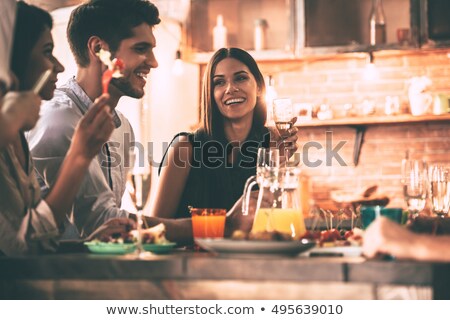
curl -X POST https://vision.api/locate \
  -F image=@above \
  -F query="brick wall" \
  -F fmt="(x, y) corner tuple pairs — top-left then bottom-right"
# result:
(259, 50), (450, 210)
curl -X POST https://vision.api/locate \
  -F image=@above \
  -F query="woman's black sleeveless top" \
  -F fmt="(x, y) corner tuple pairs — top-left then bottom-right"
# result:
(159, 126), (270, 218)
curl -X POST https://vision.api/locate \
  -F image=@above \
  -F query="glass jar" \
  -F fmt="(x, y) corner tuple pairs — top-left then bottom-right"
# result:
(369, 0), (386, 45)
(254, 19), (268, 51)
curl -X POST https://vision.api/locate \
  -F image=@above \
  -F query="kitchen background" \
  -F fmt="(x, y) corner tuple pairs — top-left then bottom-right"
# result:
(30, 0), (450, 212)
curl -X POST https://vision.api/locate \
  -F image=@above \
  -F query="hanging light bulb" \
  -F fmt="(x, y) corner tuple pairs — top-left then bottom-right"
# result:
(363, 51), (379, 81)
(172, 49), (184, 76)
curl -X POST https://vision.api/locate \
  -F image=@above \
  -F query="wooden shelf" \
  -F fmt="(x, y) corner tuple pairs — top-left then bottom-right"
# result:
(188, 49), (297, 64)
(295, 114), (450, 128)
(187, 47), (450, 65)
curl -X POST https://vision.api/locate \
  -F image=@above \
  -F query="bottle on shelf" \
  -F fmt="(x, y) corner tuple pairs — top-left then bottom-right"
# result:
(254, 19), (268, 51)
(212, 15), (227, 51)
(369, 0), (386, 46)
(265, 75), (278, 124)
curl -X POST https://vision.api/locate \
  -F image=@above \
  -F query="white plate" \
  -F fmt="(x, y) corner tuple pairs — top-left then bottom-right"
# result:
(195, 238), (315, 255)
(306, 245), (363, 257)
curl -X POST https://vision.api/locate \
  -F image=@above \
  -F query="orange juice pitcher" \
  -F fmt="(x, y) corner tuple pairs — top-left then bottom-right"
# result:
(245, 166), (306, 239)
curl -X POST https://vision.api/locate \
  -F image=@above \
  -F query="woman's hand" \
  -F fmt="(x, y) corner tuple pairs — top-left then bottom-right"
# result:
(68, 93), (114, 161)
(86, 218), (136, 242)
(270, 116), (299, 162)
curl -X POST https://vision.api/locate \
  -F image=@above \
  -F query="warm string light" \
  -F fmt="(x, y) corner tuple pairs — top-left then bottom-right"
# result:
(160, 21), (185, 76)
(363, 51), (379, 81)
(172, 49), (184, 76)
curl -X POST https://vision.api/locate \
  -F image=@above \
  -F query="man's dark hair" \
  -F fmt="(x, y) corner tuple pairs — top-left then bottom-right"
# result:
(11, 1), (53, 84)
(67, 0), (160, 67)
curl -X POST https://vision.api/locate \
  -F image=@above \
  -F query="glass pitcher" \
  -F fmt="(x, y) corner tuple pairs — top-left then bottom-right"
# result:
(242, 166), (306, 239)
(242, 148), (279, 216)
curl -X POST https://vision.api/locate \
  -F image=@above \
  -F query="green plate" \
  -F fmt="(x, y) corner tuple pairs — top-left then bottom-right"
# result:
(142, 242), (176, 254)
(84, 241), (136, 255)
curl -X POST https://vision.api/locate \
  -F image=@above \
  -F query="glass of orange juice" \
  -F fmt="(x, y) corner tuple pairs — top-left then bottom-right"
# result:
(190, 208), (226, 238)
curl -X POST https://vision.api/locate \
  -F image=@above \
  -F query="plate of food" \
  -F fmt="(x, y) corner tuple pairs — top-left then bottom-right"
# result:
(300, 228), (364, 257)
(195, 231), (316, 255)
(85, 223), (176, 255)
(84, 241), (136, 255)
(133, 223), (177, 254)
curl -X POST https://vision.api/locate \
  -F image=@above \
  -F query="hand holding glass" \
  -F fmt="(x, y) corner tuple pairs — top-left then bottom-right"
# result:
(272, 98), (294, 138)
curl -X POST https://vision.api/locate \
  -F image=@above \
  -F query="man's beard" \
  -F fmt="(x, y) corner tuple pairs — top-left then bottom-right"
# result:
(110, 77), (144, 99)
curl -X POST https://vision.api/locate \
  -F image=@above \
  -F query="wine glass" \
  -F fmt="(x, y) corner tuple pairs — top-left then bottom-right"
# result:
(242, 148), (280, 215)
(429, 165), (450, 217)
(272, 98), (294, 138)
(401, 159), (427, 217)
(126, 149), (151, 257)
(256, 148), (280, 177)
(272, 98), (295, 163)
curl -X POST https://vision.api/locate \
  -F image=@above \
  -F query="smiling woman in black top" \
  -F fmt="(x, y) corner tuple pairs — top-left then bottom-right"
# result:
(150, 48), (298, 219)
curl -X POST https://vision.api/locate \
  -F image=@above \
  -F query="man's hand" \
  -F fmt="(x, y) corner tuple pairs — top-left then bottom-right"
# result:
(225, 191), (273, 236)
(68, 93), (114, 161)
(86, 217), (136, 242)
(362, 216), (416, 259)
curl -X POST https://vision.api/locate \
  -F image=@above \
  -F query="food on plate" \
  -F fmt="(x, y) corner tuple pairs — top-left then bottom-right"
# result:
(93, 223), (170, 245)
(301, 228), (363, 247)
(96, 48), (125, 94)
(130, 223), (170, 244)
(249, 230), (292, 241)
(301, 230), (321, 241)
(95, 232), (134, 244)
(231, 230), (293, 241)
(230, 230), (247, 240)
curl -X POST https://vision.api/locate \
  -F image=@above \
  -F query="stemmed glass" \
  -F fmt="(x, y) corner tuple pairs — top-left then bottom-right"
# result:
(126, 150), (151, 258)
(256, 148), (280, 179)
(272, 98), (295, 162)
(272, 98), (294, 137)
(429, 165), (450, 217)
(401, 159), (428, 217)
(242, 148), (280, 215)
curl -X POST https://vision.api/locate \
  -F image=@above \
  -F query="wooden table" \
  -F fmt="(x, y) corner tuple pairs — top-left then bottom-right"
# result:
(1, 251), (449, 299)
